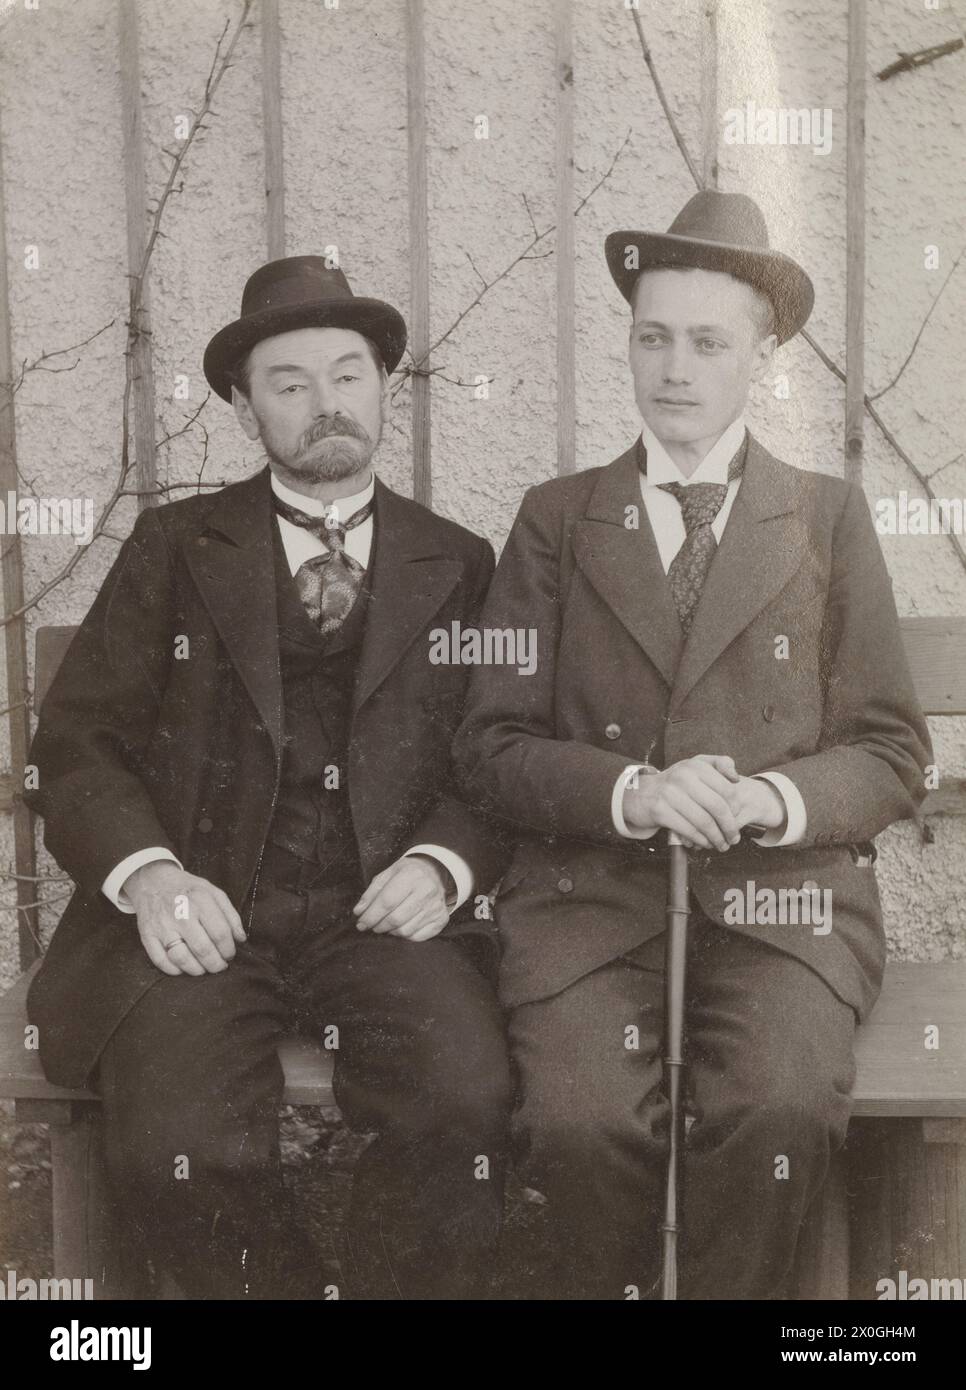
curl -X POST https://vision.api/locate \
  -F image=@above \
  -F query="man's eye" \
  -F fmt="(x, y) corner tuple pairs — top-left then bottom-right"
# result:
(637, 334), (663, 347)
(697, 339), (726, 353)
(279, 383), (304, 394)
(337, 375), (360, 384)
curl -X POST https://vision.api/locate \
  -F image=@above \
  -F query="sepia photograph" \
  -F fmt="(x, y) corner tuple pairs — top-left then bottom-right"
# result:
(0, 0), (963, 1355)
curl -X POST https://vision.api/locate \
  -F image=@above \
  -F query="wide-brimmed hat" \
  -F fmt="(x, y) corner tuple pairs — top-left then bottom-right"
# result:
(203, 255), (408, 401)
(604, 190), (814, 342)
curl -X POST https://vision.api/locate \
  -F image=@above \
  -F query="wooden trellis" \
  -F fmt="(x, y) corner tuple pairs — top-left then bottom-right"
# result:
(0, 102), (38, 967)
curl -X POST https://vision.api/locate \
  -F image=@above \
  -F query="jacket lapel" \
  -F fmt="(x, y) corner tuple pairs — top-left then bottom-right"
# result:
(669, 435), (809, 709)
(352, 477), (463, 714)
(573, 443), (684, 688)
(184, 466), (284, 760)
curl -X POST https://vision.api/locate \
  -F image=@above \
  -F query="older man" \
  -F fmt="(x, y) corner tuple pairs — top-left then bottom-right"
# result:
(454, 192), (931, 1299)
(26, 256), (510, 1300)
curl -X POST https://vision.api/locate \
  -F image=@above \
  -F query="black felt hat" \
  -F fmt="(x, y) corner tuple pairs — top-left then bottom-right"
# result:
(204, 256), (407, 401)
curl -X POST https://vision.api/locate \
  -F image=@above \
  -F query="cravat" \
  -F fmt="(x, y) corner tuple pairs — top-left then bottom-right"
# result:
(273, 494), (374, 637)
(647, 439), (746, 635)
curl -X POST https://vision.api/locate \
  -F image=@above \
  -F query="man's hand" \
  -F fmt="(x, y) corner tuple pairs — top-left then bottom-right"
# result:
(353, 855), (452, 942)
(123, 860), (246, 976)
(729, 775), (787, 836)
(622, 754), (743, 851)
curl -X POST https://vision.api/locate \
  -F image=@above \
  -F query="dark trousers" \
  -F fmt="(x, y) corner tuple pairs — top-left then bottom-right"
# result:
(96, 851), (511, 1300)
(508, 912), (857, 1300)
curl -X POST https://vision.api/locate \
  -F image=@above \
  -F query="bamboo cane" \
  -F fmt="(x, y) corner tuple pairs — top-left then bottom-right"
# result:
(661, 830), (690, 1300)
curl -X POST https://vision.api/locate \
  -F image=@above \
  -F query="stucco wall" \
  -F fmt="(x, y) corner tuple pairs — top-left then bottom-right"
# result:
(0, 0), (963, 990)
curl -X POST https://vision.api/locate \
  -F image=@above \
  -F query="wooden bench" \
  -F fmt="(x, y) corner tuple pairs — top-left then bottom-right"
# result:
(1, 961), (334, 1297)
(2, 619), (965, 1299)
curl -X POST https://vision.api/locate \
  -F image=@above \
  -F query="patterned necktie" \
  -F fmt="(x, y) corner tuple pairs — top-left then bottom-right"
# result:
(648, 440), (746, 635)
(273, 493), (374, 637)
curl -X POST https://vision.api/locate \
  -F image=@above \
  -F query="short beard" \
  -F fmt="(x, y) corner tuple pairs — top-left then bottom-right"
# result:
(262, 414), (379, 486)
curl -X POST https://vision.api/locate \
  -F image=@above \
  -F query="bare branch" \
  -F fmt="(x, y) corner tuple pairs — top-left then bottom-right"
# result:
(0, 891), (76, 914)
(629, 11), (703, 188)
(390, 225), (551, 399)
(465, 251), (490, 292)
(1, 870), (71, 884)
(120, 480), (228, 498)
(136, 4), (253, 288)
(0, 317), (117, 417)
(156, 392), (213, 448)
(865, 401), (966, 570)
(0, 1), (255, 627)
(802, 328), (966, 569)
(924, 453), (964, 482)
(574, 129), (633, 216)
(869, 247), (964, 400)
(194, 423), (212, 491)
(425, 369), (496, 389)
(521, 192), (540, 241)
(391, 134), (629, 399)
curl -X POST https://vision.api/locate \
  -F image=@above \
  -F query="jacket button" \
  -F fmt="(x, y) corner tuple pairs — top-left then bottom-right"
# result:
(762, 705), (775, 722)
(198, 816), (213, 833)
(197, 537), (207, 547)
(557, 877), (574, 893)
(604, 723), (621, 740)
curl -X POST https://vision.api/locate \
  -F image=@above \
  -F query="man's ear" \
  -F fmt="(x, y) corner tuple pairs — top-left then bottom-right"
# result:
(379, 368), (391, 425)
(752, 332), (778, 381)
(232, 385), (260, 441)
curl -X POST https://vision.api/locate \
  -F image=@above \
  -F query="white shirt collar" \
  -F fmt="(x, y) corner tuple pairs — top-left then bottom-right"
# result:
(270, 468), (375, 521)
(639, 415), (747, 486)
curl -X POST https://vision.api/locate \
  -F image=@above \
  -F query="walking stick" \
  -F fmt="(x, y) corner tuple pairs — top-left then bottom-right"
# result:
(661, 830), (690, 1301)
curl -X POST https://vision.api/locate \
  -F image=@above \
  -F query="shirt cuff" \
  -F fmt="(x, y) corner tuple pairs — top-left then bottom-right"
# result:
(103, 848), (183, 913)
(750, 772), (807, 847)
(612, 764), (660, 840)
(403, 845), (474, 913)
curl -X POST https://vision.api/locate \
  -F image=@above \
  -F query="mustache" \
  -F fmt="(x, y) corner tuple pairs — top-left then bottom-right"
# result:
(304, 416), (371, 445)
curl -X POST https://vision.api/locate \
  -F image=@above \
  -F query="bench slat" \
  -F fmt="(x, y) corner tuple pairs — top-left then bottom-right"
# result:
(276, 1037), (335, 1108)
(898, 616), (966, 715)
(852, 1028), (966, 1116)
(850, 962), (966, 1116)
(0, 966), (94, 1101)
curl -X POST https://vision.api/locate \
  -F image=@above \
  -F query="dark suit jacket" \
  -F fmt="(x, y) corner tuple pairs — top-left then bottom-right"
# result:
(26, 466), (507, 1087)
(453, 435), (932, 1021)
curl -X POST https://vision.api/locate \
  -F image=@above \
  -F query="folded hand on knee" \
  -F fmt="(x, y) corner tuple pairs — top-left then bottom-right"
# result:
(353, 855), (453, 942)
